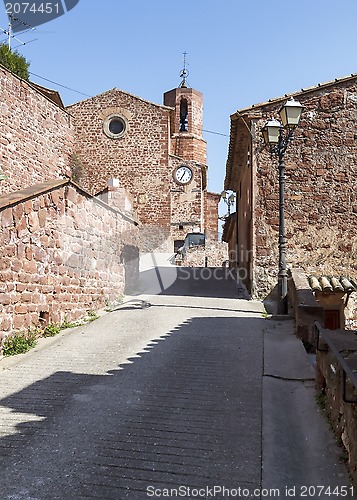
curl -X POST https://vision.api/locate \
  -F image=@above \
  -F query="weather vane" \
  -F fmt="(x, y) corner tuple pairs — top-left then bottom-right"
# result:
(179, 51), (189, 88)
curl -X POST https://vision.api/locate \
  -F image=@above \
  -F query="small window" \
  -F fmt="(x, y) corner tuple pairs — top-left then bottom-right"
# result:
(103, 114), (127, 139)
(109, 118), (124, 135)
(180, 98), (188, 132)
(174, 239), (184, 252)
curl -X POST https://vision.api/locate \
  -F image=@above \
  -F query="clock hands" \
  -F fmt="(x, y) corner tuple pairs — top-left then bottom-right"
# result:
(175, 166), (192, 184)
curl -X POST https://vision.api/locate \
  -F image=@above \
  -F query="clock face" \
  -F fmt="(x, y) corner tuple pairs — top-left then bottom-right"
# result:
(174, 165), (193, 185)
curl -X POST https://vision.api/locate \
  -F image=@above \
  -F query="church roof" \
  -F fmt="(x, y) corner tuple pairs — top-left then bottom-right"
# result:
(66, 87), (174, 112)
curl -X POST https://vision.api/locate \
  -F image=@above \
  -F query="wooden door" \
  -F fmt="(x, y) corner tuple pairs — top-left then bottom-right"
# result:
(324, 310), (340, 330)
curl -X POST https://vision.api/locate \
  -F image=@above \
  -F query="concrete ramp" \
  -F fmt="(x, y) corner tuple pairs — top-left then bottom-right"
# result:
(262, 319), (352, 494)
(139, 252), (176, 272)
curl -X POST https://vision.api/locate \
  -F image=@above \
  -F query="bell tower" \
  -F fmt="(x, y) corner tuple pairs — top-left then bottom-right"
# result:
(163, 60), (207, 165)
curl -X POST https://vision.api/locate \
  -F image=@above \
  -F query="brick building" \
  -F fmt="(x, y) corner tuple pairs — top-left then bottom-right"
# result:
(0, 66), (74, 196)
(67, 80), (220, 253)
(0, 64), (139, 339)
(223, 74), (357, 325)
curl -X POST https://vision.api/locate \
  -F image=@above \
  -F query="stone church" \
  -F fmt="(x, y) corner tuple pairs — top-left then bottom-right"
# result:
(0, 62), (221, 337)
(67, 77), (220, 254)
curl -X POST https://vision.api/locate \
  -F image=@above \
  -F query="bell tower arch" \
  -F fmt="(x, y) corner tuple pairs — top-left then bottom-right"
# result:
(163, 66), (207, 165)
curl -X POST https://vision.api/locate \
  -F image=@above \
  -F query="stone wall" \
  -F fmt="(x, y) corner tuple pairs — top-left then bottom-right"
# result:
(288, 268), (325, 344)
(180, 242), (228, 268)
(204, 192), (220, 241)
(346, 294), (357, 330)
(163, 87), (207, 165)
(316, 331), (357, 486)
(0, 65), (74, 195)
(251, 78), (357, 299)
(0, 180), (139, 340)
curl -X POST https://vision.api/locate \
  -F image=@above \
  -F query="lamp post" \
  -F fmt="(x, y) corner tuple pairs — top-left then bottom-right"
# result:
(220, 189), (237, 269)
(261, 97), (303, 314)
(220, 190), (236, 216)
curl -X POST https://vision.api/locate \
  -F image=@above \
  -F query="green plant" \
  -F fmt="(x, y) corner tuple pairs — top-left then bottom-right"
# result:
(0, 43), (30, 80)
(117, 295), (125, 304)
(60, 318), (78, 330)
(86, 310), (99, 322)
(262, 309), (270, 319)
(105, 295), (125, 312)
(42, 323), (61, 337)
(2, 332), (37, 356)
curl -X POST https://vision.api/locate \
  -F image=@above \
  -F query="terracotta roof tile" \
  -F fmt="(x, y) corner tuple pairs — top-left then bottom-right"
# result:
(309, 276), (357, 294)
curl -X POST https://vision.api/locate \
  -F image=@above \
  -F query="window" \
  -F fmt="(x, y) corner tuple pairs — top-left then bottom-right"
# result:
(174, 239), (185, 252)
(180, 98), (188, 132)
(109, 118), (124, 135)
(103, 114), (127, 139)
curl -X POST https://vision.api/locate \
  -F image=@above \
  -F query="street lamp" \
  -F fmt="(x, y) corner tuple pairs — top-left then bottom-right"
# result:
(261, 97), (304, 314)
(220, 190), (236, 216)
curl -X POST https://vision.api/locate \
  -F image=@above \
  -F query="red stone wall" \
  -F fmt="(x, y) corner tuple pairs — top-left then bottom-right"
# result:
(346, 294), (357, 330)
(317, 345), (357, 486)
(180, 242), (228, 267)
(0, 65), (74, 195)
(0, 181), (139, 339)
(204, 192), (220, 241)
(251, 79), (357, 298)
(169, 134), (207, 166)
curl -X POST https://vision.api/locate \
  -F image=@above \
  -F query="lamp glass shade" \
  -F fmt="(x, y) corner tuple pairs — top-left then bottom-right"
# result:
(220, 190), (228, 200)
(279, 97), (303, 129)
(262, 119), (281, 145)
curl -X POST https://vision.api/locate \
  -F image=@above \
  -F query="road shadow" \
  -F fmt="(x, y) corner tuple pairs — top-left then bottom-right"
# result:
(138, 266), (247, 299)
(0, 316), (264, 499)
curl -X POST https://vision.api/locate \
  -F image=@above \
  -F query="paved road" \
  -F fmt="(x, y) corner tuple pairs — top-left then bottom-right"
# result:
(0, 268), (353, 499)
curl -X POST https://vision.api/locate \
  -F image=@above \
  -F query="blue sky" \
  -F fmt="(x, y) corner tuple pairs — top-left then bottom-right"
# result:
(1, 0), (357, 201)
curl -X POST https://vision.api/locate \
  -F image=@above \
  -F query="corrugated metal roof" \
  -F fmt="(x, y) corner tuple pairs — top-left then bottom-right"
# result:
(309, 276), (357, 294)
